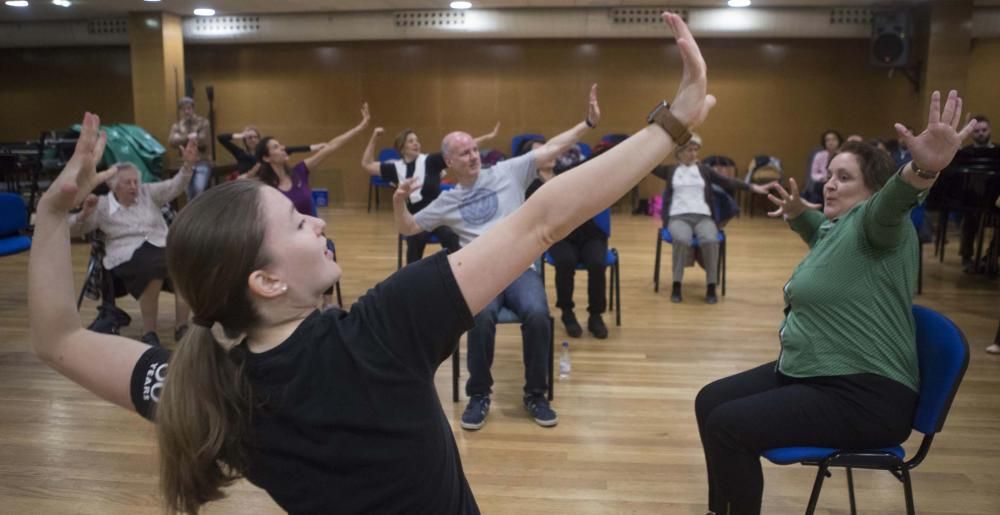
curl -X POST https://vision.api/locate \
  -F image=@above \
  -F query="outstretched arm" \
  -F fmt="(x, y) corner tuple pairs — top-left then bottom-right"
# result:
(361, 126), (385, 177)
(303, 102), (371, 171)
(449, 13), (715, 314)
(531, 84), (600, 169)
(29, 113), (151, 411)
(392, 178), (425, 236)
(473, 121), (501, 147)
(864, 89), (976, 249)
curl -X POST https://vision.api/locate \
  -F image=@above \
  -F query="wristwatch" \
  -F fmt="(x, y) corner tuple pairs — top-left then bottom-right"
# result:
(647, 101), (692, 146)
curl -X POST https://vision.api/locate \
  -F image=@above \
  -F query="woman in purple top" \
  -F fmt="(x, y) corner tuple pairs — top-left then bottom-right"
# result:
(254, 103), (370, 307)
(254, 103), (371, 216)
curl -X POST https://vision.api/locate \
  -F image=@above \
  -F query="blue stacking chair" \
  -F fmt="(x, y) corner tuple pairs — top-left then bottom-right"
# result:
(911, 204), (927, 295)
(0, 193), (31, 256)
(511, 133), (545, 157)
(451, 307), (554, 403)
(540, 208), (621, 327)
(576, 142), (592, 159)
(761, 305), (969, 515)
(653, 227), (726, 295)
(368, 148), (400, 213)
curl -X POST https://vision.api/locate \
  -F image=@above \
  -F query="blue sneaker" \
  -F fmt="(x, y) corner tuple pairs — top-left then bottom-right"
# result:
(461, 394), (491, 431)
(523, 394), (558, 427)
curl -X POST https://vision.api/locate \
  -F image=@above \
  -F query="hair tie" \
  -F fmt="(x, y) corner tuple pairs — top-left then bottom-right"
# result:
(192, 316), (214, 328)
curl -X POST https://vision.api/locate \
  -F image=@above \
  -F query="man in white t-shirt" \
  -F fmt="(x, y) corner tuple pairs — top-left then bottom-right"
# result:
(393, 86), (600, 430)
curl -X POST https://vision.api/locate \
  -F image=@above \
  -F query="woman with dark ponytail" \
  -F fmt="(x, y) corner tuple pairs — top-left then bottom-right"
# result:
(29, 13), (712, 514)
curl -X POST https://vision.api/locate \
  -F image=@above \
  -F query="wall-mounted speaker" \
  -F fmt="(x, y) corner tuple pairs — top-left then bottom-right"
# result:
(871, 10), (913, 68)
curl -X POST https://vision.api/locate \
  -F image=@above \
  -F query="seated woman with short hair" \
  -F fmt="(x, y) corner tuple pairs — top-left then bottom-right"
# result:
(694, 90), (975, 515)
(69, 143), (197, 347)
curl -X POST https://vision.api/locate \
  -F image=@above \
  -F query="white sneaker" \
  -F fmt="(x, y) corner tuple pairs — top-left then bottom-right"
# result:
(986, 344), (1000, 355)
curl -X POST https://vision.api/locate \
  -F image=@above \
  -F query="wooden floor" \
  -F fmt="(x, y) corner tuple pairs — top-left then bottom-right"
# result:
(1, 205), (998, 515)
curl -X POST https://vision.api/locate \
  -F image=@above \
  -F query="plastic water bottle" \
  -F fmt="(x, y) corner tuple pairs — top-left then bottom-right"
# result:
(559, 341), (571, 380)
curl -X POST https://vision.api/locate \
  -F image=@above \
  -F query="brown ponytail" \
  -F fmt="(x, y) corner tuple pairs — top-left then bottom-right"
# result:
(158, 180), (271, 513)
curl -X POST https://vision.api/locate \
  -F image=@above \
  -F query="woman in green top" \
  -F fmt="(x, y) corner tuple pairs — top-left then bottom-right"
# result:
(694, 90), (976, 515)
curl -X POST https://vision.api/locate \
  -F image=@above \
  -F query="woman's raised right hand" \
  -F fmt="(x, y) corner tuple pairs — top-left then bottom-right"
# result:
(662, 12), (716, 131)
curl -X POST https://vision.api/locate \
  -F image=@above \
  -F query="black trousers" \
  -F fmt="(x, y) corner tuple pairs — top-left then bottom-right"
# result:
(406, 226), (461, 264)
(695, 362), (917, 515)
(548, 236), (607, 315)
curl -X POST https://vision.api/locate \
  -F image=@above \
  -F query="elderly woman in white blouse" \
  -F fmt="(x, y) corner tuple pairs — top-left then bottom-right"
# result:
(69, 141), (197, 347)
(652, 134), (771, 304)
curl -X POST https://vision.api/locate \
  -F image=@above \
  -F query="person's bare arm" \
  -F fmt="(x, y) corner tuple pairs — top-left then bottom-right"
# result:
(29, 113), (151, 411)
(449, 13), (715, 314)
(361, 126), (385, 177)
(302, 103), (371, 171)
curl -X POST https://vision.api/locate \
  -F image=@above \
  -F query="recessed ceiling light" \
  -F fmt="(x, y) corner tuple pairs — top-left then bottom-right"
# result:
(143, 0), (161, 3)
(52, 0), (70, 6)
(193, 8), (215, 16)
(728, 0), (751, 7)
(5, 1), (30, 7)
(450, 1), (471, 9)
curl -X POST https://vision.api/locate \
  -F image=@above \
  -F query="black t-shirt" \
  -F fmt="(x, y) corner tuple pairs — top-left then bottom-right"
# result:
(129, 251), (478, 514)
(380, 153), (448, 214)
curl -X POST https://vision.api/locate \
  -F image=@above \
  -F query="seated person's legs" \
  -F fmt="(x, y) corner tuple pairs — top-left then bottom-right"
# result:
(697, 363), (916, 515)
(580, 237), (609, 338)
(503, 269), (556, 427)
(691, 215), (720, 303)
(404, 231), (430, 265)
(462, 296), (501, 430)
(960, 214), (978, 272)
(548, 239), (583, 337)
(111, 242), (173, 346)
(432, 225), (462, 254)
(667, 216), (696, 302)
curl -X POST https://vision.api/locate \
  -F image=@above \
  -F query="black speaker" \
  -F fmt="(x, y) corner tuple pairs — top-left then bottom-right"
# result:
(871, 10), (912, 68)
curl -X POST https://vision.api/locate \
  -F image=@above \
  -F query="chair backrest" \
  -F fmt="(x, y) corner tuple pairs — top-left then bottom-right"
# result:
(577, 142), (592, 159)
(0, 193), (28, 236)
(592, 208), (611, 237)
(746, 155), (783, 184)
(911, 305), (970, 435)
(910, 204), (926, 229)
(511, 133), (545, 157)
(600, 133), (629, 145)
(378, 148), (401, 162)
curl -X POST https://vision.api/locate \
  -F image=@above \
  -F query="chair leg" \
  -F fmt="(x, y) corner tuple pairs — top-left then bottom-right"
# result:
(397, 236), (403, 270)
(548, 315), (554, 401)
(846, 467), (857, 515)
(902, 468), (915, 515)
(606, 262), (612, 313)
(721, 240), (727, 296)
(653, 232), (662, 292)
(452, 343), (460, 403)
(937, 211), (948, 263)
(77, 254), (99, 309)
(614, 258), (621, 326)
(805, 465), (829, 515)
(367, 184), (373, 213)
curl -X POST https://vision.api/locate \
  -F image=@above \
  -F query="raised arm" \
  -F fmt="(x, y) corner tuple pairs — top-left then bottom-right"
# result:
(766, 178), (825, 246)
(302, 102), (371, 171)
(864, 89), (975, 249)
(149, 140), (197, 206)
(29, 112), (151, 411)
(531, 84), (600, 169)
(449, 13), (714, 314)
(473, 121), (501, 147)
(217, 131), (249, 161)
(361, 126), (385, 177)
(392, 178), (425, 236)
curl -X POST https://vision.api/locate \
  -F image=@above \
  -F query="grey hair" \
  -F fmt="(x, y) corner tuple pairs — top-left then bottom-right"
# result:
(108, 162), (141, 189)
(178, 96), (195, 108)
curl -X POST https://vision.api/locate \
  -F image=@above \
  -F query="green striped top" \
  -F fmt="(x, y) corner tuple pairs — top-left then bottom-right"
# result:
(778, 172), (924, 391)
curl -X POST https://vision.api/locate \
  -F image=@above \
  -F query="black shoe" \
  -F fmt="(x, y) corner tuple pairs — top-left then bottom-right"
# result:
(706, 284), (718, 305)
(588, 314), (608, 339)
(561, 311), (583, 338)
(87, 305), (131, 335)
(670, 282), (682, 303)
(140, 331), (161, 347)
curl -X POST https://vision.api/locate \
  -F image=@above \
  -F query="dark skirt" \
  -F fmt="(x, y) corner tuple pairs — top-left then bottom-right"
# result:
(111, 242), (174, 299)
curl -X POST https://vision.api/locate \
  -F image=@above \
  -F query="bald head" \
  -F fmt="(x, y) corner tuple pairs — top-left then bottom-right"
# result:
(442, 131), (481, 185)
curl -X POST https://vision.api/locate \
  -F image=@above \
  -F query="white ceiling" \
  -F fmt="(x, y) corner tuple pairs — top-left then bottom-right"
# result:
(5, 0), (994, 23)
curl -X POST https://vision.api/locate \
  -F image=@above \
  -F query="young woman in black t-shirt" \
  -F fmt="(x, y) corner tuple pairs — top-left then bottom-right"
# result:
(29, 13), (713, 514)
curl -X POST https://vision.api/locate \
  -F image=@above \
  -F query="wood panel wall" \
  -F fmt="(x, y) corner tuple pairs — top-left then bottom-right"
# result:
(2, 37), (997, 205)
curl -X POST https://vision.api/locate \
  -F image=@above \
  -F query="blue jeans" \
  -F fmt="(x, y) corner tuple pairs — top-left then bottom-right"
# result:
(466, 268), (551, 397)
(186, 161), (212, 200)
